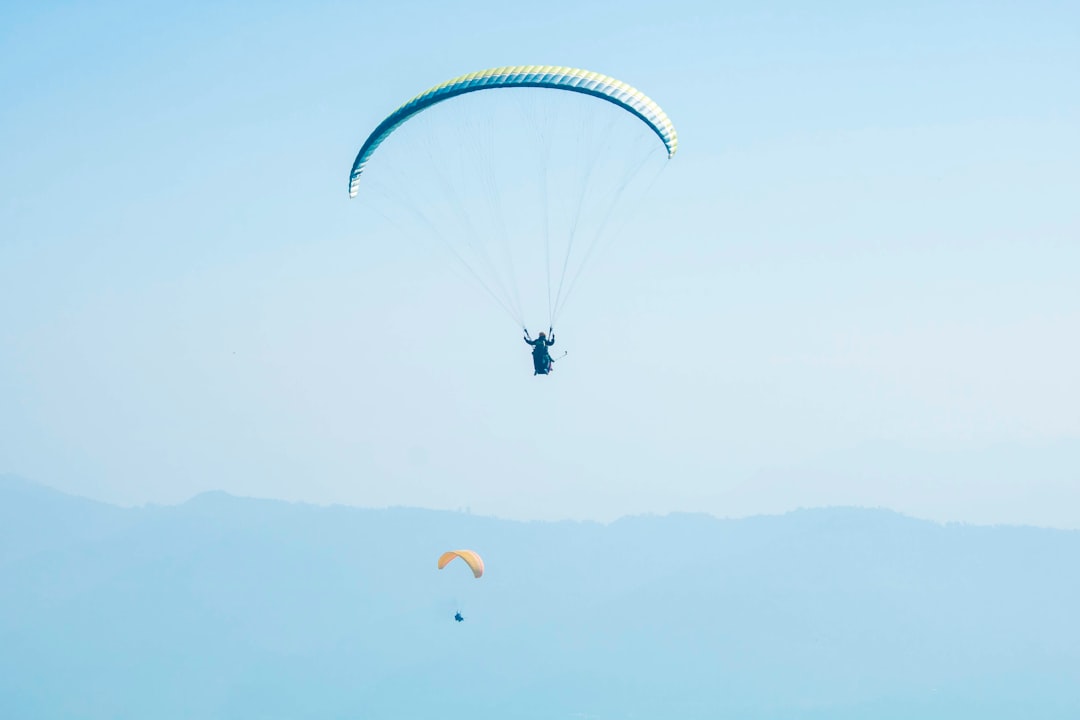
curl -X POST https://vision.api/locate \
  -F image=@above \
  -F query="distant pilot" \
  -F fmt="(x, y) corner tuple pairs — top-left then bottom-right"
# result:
(454, 611), (465, 622)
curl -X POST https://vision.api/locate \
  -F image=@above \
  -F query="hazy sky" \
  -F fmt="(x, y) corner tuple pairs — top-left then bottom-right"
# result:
(2, 1), (1078, 527)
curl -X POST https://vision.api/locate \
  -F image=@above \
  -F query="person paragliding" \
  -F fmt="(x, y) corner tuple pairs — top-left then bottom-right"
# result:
(347, 67), (678, 363)
(438, 551), (482, 623)
(524, 328), (556, 375)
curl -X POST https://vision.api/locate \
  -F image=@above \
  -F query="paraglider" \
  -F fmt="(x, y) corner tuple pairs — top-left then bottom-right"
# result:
(346, 65), (678, 352)
(439, 550), (483, 623)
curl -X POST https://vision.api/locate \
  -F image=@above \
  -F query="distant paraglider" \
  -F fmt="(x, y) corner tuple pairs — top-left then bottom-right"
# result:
(439, 550), (483, 624)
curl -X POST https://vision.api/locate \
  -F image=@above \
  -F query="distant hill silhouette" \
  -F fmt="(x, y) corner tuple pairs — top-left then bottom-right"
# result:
(1, 475), (1077, 719)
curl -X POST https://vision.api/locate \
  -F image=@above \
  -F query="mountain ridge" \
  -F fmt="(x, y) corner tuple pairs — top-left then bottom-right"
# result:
(2, 473), (1077, 718)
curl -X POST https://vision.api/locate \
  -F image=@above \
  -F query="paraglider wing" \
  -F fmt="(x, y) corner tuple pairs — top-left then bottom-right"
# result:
(438, 550), (484, 578)
(348, 65), (678, 197)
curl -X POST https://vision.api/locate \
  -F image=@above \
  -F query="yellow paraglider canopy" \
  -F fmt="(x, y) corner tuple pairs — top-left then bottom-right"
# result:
(438, 550), (484, 578)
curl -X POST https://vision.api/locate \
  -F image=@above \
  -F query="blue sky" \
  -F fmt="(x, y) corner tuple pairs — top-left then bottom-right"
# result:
(1, 0), (1078, 526)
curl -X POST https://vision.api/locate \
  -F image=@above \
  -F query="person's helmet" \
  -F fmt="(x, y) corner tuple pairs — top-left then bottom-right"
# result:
(538, 331), (546, 338)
